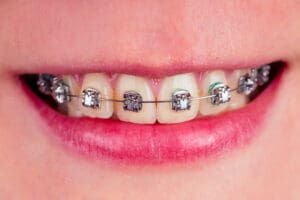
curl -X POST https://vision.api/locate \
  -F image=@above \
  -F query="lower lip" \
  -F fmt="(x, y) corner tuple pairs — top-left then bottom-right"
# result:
(22, 71), (281, 165)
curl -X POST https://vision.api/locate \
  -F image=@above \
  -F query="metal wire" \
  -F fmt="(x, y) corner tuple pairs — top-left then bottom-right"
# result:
(65, 88), (239, 103)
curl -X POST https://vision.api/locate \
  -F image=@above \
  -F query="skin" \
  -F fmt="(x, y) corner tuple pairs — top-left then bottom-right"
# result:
(0, 0), (300, 199)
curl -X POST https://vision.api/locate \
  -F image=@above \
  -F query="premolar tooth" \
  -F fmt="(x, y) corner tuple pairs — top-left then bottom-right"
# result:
(80, 73), (113, 118)
(228, 70), (249, 110)
(37, 74), (55, 95)
(62, 75), (82, 117)
(199, 70), (229, 116)
(157, 73), (199, 124)
(51, 77), (71, 104)
(115, 74), (156, 124)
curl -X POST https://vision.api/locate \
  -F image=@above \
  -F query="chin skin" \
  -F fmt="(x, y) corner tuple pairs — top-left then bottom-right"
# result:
(0, 1), (300, 199)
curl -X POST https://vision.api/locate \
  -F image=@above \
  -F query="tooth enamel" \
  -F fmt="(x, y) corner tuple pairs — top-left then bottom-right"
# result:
(115, 74), (156, 124)
(228, 70), (249, 110)
(51, 78), (71, 104)
(80, 73), (113, 118)
(62, 75), (82, 117)
(157, 73), (199, 124)
(199, 70), (229, 116)
(56, 68), (254, 122)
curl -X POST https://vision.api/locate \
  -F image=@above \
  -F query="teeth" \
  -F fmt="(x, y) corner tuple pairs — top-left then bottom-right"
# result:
(199, 70), (229, 116)
(228, 70), (249, 110)
(80, 73), (113, 118)
(157, 73), (199, 124)
(62, 75), (82, 117)
(42, 65), (262, 123)
(115, 74), (156, 124)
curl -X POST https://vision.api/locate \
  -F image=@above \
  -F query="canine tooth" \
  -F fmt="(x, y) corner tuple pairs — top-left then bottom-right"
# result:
(82, 88), (101, 109)
(62, 75), (82, 117)
(157, 73), (199, 124)
(228, 70), (249, 110)
(80, 73), (113, 118)
(199, 70), (229, 116)
(115, 74), (156, 124)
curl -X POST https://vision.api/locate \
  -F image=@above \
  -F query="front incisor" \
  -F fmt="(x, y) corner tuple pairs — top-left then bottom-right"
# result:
(115, 74), (156, 124)
(157, 73), (199, 123)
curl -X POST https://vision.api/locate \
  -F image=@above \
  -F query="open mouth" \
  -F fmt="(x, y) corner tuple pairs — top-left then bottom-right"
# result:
(21, 61), (284, 164)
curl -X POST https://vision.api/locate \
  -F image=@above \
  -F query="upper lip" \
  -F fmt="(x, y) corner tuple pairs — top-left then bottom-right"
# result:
(13, 58), (278, 78)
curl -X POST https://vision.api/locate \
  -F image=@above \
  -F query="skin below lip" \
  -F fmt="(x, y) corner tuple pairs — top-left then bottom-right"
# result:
(21, 67), (282, 165)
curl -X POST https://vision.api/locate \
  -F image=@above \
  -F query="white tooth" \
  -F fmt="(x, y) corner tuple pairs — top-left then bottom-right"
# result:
(157, 73), (199, 124)
(80, 73), (113, 118)
(115, 74), (156, 124)
(62, 75), (82, 117)
(228, 70), (249, 110)
(199, 70), (229, 116)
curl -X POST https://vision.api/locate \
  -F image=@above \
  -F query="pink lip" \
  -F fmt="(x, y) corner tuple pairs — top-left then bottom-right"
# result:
(15, 57), (278, 78)
(22, 67), (282, 165)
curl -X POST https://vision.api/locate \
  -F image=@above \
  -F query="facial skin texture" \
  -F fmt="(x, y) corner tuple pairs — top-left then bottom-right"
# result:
(0, 0), (300, 199)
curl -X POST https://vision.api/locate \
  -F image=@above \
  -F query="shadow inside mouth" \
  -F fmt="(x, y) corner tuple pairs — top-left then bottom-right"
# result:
(21, 73), (59, 110)
(248, 61), (284, 101)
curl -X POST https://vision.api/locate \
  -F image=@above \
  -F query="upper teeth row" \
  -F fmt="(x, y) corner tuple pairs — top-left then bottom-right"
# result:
(37, 65), (271, 113)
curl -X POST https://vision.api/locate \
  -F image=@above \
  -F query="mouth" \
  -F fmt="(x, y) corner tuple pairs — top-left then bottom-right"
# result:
(21, 61), (284, 164)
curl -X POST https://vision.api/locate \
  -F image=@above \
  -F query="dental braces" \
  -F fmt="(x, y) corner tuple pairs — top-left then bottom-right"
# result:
(37, 65), (271, 112)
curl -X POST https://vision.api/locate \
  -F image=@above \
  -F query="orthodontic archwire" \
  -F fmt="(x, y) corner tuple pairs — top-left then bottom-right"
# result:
(36, 65), (271, 112)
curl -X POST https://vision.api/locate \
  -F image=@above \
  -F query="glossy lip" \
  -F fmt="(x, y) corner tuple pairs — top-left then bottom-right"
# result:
(20, 65), (283, 165)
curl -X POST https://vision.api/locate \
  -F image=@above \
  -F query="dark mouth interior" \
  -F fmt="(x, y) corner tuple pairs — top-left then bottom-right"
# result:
(248, 61), (284, 101)
(21, 61), (285, 115)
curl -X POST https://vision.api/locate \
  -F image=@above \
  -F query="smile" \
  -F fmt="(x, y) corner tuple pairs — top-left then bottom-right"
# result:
(22, 61), (283, 164)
